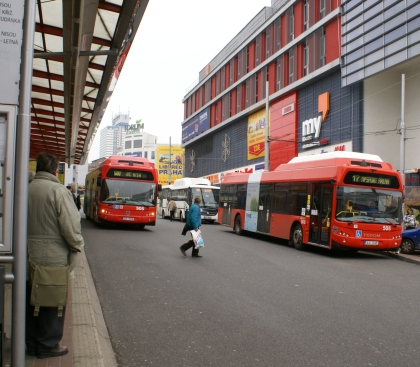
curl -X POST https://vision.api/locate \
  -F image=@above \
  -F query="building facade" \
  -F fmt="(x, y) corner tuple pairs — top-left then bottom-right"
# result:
(181, 0), (420, 187)
(99, 112), (129, 158)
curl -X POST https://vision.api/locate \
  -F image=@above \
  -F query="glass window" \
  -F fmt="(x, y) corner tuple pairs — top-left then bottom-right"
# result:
(365, 5), (383, 23)
(346, 70), (364, 84)
(125, 140), (131, 149)
(304, 0), (309, 30)
(365, 60), (384, 77)
(365, 14), (383, 33)
(151, 151), (155, 160)
(303, 41), (309, 76)
(384, 1), (406, 20)
(408, 16), (420, 32)
(144, 151), (148, 159)
(346, 47), (365, 63)
(133, 139), (142, 148)
(289, 51), (295, 83)
(384, 24), (406, 43)
(408, 42), (420, 58)
(408, 4), (420, 20)
(347, 36), (364, 53)
(320, 0), (326, 19)
(385, 37), (407, 56)
(335, 186), (402, 224)
(408, 28), (420, 45)
(348, 25), (364, 41)
(347, 59), (364, 74)
(384, 13), (406, 33)
(347, 4), (363, 22)
(384, 49), (406, 67)
(365, 37), (384, 54)
(100, 179), (157, 206)
(365, 48), (384, 64)
(320, 28), (326, 67)
(365, 26), (384, 43)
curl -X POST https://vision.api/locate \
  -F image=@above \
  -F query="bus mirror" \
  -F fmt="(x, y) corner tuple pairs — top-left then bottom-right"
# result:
(158, 184), (162, 192)
(97, 177), (102, 187)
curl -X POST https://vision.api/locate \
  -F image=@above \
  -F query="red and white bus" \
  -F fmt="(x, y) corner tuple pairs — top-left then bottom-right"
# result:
(219, 152), (403, 252)
(84, 156), (161, 228)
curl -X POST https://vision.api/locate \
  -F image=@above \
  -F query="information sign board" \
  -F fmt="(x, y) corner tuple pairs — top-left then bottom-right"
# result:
(0, 1), (24, 105)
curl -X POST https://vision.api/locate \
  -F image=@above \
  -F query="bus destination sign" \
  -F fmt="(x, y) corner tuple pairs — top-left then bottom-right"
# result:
(107, 169), (153, 180)
(351, 175), (390, 186)
(344, 171), (399, 188)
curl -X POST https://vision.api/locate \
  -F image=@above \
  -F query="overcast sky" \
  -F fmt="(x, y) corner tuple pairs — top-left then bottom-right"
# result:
(88, 0), (270, 162)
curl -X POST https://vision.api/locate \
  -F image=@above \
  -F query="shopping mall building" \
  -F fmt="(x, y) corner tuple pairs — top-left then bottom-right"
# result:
(181, 0), (420, 186)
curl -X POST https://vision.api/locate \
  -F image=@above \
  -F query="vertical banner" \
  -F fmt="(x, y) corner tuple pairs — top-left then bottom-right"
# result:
(156, 145), (184, 185)
(247, 109), (267, 160)
(0, 1), (25, 105)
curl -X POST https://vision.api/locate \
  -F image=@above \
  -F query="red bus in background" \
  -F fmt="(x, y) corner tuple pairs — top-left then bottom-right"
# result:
(84, 156), (161, 228)
(219, 152), (404, 252)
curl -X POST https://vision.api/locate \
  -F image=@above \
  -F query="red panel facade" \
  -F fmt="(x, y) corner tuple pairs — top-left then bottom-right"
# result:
(269, 92), (298, 170)
(294, 1), (303, 39)
(248, 41), (256, 71)
(325, 18), (340, 63)
(296, 43), (304, 80)
(281, 14), (287, 48)
(210, 104), (216, 127)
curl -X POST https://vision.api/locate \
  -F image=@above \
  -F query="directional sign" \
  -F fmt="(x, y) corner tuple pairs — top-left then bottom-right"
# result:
(0, 1), (24, 105)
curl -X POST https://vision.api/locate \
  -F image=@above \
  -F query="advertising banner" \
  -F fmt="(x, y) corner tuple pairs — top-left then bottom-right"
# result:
(247, 109), (267, 160)
(0, 0), (24, 105)
(156, 145), (184, 185)
(182, 107), (210, 144)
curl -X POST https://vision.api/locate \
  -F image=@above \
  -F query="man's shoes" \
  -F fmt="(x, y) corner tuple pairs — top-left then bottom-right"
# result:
(26, 349), (36, 356)
(37, 345), (68, 359)
(180, 247), (187, 256)
(192, 254), (202, 258)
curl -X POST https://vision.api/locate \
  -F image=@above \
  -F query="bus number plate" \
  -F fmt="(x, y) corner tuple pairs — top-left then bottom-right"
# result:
(364, 240), (378, 246)
(123, 217), (134, 221)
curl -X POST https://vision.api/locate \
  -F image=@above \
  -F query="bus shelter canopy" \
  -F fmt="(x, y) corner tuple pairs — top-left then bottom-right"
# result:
(30, 0), (147, 165)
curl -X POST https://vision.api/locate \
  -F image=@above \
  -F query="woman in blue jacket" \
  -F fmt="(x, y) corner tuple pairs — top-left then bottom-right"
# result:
(180, 196), (202, 257)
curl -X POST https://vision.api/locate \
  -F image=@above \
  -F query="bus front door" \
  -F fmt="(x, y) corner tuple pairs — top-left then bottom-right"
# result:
(309, 184), (333, 247)
(257, 184), (271, 234)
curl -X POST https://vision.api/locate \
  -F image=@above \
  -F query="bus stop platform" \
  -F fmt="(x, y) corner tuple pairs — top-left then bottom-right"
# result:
(17, 244), (419, 366)
(23, 250), (117, 367)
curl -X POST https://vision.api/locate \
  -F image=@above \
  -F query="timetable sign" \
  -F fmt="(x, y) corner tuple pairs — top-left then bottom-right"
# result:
(0, 1), (25, 105)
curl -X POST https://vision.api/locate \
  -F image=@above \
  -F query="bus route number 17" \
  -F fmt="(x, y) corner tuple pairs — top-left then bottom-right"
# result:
(136, 207), (145, 211)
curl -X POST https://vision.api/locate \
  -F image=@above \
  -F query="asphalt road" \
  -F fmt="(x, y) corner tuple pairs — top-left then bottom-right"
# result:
(82, 217), (420, 367)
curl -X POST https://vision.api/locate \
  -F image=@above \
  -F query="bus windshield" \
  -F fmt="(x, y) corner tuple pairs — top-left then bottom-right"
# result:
(191, 187), (219, 208)
(335, 186), (402, 225)
(100, 179), (157, 206)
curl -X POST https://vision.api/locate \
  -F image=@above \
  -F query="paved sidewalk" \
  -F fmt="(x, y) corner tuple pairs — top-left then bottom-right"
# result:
(25, 250), (117, 367)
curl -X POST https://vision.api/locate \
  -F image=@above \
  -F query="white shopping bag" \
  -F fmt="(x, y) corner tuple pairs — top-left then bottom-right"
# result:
(190, 229), (204, 249)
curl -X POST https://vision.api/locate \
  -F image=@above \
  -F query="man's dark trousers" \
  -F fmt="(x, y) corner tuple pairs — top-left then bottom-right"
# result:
(25, 282), (66, 353)
(170, 210), (175, 221)
(180, 240), (199, 256)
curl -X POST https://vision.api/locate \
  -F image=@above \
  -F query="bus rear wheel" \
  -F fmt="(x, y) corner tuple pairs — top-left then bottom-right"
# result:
(292, 223), (305, 251)
(234, 215), (243, 236)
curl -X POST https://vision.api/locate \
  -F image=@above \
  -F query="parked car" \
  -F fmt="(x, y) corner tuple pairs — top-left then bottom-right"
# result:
(400, 227), (420, 254)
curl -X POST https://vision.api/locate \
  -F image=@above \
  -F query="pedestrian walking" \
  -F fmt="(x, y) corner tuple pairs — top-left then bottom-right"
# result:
(404, 208), (416, 230)
(167, 198), (177, 222)
(180, 196), (202, 257)
(26, 152), (84, 359)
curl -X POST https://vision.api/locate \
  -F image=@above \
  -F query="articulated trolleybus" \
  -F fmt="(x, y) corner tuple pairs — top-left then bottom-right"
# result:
(84, 156), (161, 228)
(219, 152), (403, 252)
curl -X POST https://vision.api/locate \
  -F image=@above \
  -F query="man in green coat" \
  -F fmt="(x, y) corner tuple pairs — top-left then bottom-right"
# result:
(26, 152), (84, 359)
